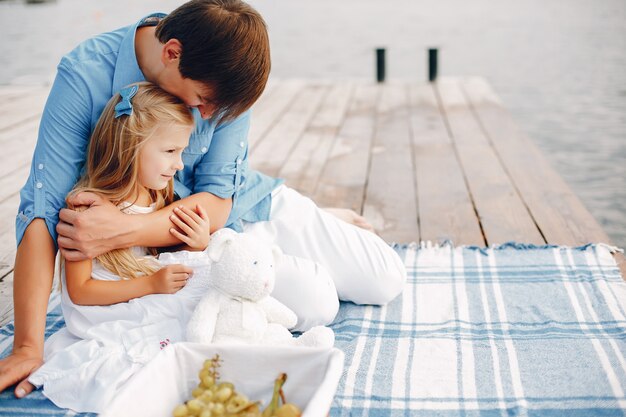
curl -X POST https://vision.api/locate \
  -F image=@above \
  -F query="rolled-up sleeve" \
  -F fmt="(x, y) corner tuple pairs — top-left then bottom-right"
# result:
(191, 110), (251, 200)
(16, 58), (93, 248)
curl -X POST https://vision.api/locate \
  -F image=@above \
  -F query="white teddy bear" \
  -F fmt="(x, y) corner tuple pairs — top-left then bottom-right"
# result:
(186, 228), (335, 348)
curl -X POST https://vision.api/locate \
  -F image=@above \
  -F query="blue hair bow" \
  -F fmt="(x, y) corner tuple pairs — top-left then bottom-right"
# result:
(114, 84), (139, 118)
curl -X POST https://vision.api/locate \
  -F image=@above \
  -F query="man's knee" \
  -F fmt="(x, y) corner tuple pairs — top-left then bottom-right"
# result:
(373, 261), (407, 305)
(344, 251), (407, 306)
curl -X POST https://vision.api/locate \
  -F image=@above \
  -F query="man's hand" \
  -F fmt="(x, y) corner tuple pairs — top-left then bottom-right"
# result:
(149, 264), (192, 294)
(169, 204), (211, 250)
(0, 346), (42, 398)
(56, 192), (129, 261)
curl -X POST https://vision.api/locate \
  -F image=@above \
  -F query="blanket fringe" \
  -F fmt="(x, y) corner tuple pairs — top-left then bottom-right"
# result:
(391, 240), (624, 254)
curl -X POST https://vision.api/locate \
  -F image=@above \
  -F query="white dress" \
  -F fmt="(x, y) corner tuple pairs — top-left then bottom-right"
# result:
(28, 203), (213, 413)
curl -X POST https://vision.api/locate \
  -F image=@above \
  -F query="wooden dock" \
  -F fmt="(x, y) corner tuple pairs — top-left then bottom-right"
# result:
(0, 77), (623, 326)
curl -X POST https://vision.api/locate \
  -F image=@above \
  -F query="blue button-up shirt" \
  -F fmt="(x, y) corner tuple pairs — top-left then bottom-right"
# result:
(16, 13), (282, 247)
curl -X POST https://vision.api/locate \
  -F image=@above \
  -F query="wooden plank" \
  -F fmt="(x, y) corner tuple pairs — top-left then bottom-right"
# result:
(409, 83), (484, 246)
(0, 164), (29, 204)
(0, 118), (39, 144)
(0, 223), (17, 279)
(0, 90), (48, 132)
(250, 83), (328, 178)
(362, 81), (419, 243)
(278, 82), (354, 197)
(0, 194), (21, 238)
(0, 118), (38, 202)
(461, 77), (611, 245)
(436, 77), (544, 245)
(248, 79), (307, 149)
(0, 85), (45, 101)
(313, 83), (379, 213)
(260, 77), (278, 100)
(461, 77), (626, 279)
(248, 78), (278, 120)
(0, 195), (19, 295)
(0, 195), (18, 277)
(0, 119), (36, 203)
(0, 272), (13, 328)
(0, 87), (45, 113)
(0, 119), (38, 173)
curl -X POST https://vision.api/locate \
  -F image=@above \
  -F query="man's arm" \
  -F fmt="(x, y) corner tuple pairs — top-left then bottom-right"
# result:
(57, 191), (231, 261)
(0, 219), (55, 398)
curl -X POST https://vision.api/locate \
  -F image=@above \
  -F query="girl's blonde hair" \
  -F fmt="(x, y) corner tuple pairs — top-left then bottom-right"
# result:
(67, 82), (194, 280)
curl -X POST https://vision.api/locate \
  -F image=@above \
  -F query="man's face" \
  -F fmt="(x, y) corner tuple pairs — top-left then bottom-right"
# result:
(157, 65), (218, 120)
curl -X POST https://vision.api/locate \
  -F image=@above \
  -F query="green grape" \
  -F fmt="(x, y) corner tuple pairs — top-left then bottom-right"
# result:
(192, 387), (204, 398)
(225, 393), (250, 413)
(202, 375), (215, 389)
(217, 382), (235, 391)
(199, 410), (212, 417)
(214, 386), (233, 403)
(212, 402), (225, 416)
(199, 390), (214, 404)
(275, 403), (302, 417)
(172, 404), (189, 417)
(240, 410), (262, 417)
(199, 369), (210, 380)
(187, 399), (204, 415)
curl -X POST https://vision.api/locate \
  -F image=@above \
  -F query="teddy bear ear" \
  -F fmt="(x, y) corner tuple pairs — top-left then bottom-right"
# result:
(208, 229), (236, 262)
(271, 244), (283, 267)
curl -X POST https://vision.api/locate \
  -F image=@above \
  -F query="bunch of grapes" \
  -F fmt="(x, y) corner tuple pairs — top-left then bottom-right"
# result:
(172, 355), (302, 417)
(172, 355), (260, 417)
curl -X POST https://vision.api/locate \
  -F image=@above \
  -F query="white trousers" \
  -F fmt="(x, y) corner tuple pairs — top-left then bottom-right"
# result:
(243, 185), (407, 331)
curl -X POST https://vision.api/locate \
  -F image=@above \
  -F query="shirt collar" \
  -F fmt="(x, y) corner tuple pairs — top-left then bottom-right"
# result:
(112, 12), (167, 95)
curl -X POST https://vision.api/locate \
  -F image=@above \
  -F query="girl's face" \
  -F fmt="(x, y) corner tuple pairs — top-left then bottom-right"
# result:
(138, 123), (192, 191)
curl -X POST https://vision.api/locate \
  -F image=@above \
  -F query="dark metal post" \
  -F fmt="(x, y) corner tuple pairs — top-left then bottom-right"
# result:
(376, 48), (386, 83)
(428, 48), (438, 82)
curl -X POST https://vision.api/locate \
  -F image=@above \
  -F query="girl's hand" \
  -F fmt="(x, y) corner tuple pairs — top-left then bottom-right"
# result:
(169, 204), (211, 250)
(150, 264), (192, 294)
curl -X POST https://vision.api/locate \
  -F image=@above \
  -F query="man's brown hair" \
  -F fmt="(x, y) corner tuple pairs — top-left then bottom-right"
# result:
(156, 0), (271, 121)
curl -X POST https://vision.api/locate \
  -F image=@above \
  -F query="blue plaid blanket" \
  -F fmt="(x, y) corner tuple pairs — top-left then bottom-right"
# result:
(1, 243), (625, 416)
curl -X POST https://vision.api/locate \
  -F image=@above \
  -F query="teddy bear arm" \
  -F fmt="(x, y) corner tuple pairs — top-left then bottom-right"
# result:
(258, 296), (298, 329)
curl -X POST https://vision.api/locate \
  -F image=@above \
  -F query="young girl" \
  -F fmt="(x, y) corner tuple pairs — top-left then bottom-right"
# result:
(28, 82), (214, 413)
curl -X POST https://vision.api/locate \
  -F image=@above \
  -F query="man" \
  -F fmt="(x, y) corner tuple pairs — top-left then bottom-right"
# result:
(1, 0), (398, 401)
(0, 0), (275, 398)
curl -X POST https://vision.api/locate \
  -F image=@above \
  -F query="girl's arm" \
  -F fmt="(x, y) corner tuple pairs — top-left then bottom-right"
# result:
(65, 259), (192, 306)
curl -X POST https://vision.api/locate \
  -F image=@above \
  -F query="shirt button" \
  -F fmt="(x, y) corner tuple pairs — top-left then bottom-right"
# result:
(201, 147), (208, 153)
(36, 182), (43, 189)
(38, 163), (44, 170)
(236, 159), (242, 165)
(239, 141), (244, 148)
